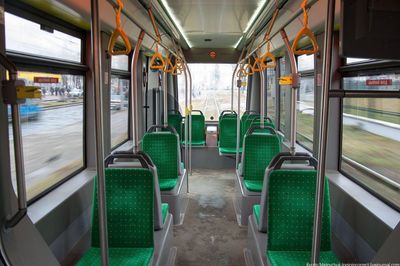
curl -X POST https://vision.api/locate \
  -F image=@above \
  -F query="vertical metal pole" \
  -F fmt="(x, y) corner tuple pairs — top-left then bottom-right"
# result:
(90, 0), (108, 264)
(232, 49), (246, 111)
(183, 66), (189, 190)
(11, 105), (27, 212)
(131, 30), (145, 151)
(280, 29), (299, 155)
(311, 0), (335, 263)
(163, 71), (168, 126)
(256, 55), (265, 128)
(187, 66), (192, 175)
(235, 76), (242, 168)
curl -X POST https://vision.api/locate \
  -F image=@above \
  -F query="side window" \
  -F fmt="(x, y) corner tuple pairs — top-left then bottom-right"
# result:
(265, 67), (277, 122)
(340, 69), (400, 208)
(5, 12), (86, 202)
(110, 55), (130, 148)
(297, 54), (315, 151)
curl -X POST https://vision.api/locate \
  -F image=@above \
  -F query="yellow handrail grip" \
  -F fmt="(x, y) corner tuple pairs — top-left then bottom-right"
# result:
(108, 0), (131, 56)
(279, 76), (293, 85)
(150, 44), (166, 70)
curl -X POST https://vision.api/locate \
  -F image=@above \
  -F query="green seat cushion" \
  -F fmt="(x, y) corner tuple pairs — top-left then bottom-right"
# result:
(181, 139), (206, 146)
(159, 178), (178, 191)
(219, 147), (242, 154)
(253, 204), (260, 225)
(77, 247), (154, 266)
(267, 251), (340, 266)
(161, 203), (169, 223)
(244, 180), (263, 192)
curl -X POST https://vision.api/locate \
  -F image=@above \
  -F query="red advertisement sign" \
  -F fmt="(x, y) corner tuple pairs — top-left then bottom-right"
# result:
(34, 77), (59, 83)
(366, 79), (392, 86)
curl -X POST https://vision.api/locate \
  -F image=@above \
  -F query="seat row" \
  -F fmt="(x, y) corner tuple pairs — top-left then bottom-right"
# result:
(78, 125), (188, 265)
(243, 153), (340, 266)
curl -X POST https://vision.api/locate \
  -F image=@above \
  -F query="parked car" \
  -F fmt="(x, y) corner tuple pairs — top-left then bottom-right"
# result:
(110, 94), (123, 110)
(69, 88), (83, 97)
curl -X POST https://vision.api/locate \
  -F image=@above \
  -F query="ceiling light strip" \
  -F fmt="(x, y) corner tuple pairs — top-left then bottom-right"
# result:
(160, 0), (193, 48)
(235, 0), (267, 48)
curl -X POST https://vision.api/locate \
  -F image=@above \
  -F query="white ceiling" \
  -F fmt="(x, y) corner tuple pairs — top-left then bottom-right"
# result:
(162, 0), (266, 48)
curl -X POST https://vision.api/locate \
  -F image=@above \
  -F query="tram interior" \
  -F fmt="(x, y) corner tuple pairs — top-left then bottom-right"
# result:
(0, 0), (399, 265)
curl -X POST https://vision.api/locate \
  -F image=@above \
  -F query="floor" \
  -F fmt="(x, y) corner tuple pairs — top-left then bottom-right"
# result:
(174, 168), (247, 266)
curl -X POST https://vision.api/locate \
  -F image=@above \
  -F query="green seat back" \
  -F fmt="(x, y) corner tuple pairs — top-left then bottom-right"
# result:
(241, 114), (259, 139)
(267, 169), (332, 251)
(168, 114), (183, 139)
(91, 168), (154, 248)
(142, 132), (178, 182)
(243, 133), (281, 182)
(183, 114), (205, 144)
(219, 117), (239, 150)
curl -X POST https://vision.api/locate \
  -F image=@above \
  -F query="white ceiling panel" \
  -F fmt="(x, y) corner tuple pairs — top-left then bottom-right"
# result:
(161, 0), (266, 48)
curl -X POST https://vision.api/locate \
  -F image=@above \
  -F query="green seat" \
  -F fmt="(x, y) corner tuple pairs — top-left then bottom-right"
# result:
(161, 203), (169, 224)
(268, 251), (340, 266)
(241, 113), (258, 140)
(244, 180), (264, 192)
(168, 113), (183, 140)
(78, 168), (154, 266)
(78, 248), (154, 266)
(266, 169), (340, 266)
(219, 116), (241, 154)
(182, 111), (206, 146)
(142, 132), (179, 191)
(253, 204), (260, 225)
(242, 132), (281, 192)
(159, 179), (178, 191)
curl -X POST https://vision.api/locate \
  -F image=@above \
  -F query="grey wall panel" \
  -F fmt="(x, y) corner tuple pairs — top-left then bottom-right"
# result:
(101, 32), (111, 155)
(329, 175), (398, 262)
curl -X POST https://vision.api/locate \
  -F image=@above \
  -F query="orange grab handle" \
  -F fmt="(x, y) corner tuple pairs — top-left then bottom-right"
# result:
(291, 26), (319, 55)
(236, 64), (245, 77)
(108, 28), (132, 56)
(163, 57), (174, 73)
(244, 63), (254, 76)
(261, 51), (277, 69)
(150, 45), (166, 70)
(291, 0), (319, 56)
(252, 57), (264, 72)
(108, 0), (131, 56)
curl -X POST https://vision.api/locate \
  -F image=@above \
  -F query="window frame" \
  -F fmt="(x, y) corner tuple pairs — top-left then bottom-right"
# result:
(296, 53), (316, 152)
(338, 61), (400, 211)
(5, 4), (88, 204)
(110, 54), (131, 150)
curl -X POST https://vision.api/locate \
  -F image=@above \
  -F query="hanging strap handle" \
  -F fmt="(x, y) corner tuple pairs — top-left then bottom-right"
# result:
(163, 56), (174, 73)
(261, 41), (277, 69)
(150, 44), (166, 70)
(291, 0), (319, 55)
(244, 58), (254, 76)
(108, 0), (132, 56)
